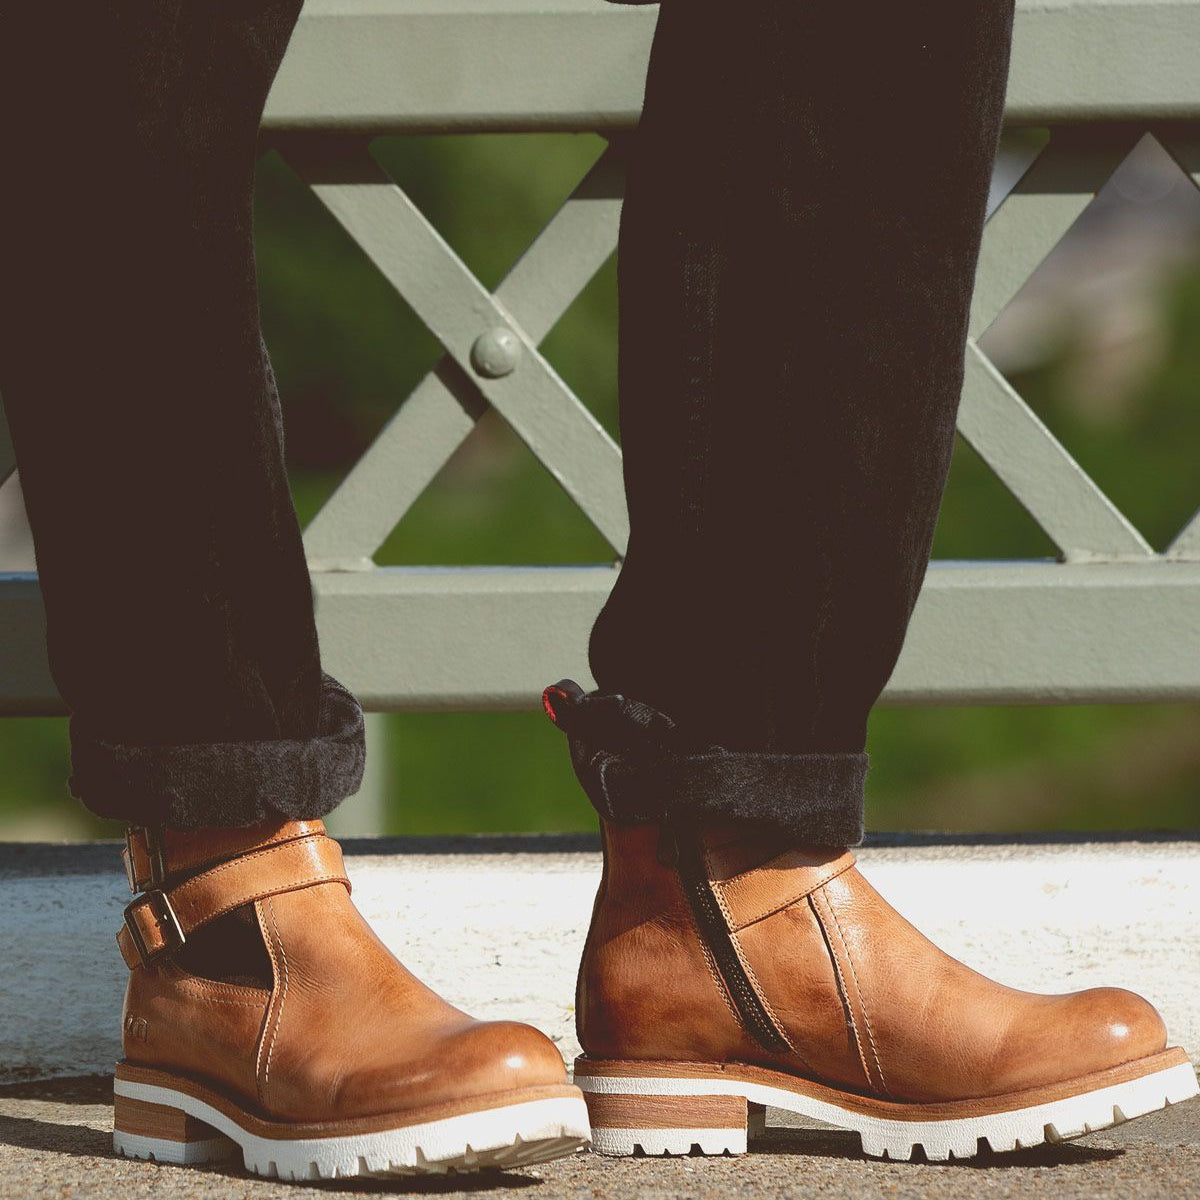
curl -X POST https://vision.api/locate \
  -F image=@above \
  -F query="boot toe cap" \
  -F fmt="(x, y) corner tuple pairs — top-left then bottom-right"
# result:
(330, 1018), (568, 1120)
(1073, 986), (1168, 1069)
(451, 1019), (570, 1092)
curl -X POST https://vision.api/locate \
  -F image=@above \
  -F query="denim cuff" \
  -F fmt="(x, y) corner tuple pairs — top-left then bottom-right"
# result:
(69, 672), (366, 830)
(543, 680), (866, 847)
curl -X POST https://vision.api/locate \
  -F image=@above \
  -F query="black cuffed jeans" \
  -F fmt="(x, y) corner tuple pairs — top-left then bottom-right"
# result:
(0, 0), (1015, 839)
(554, 0), (1016, 845)
(0, 0), (363, 829)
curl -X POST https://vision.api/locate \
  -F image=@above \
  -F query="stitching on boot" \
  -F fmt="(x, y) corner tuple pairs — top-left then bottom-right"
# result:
(728, 930), (798, 1058)
(254, 903), (278, 1106)
(696, 931), (746, 1031)
(702, 843), (737, 928)
(262, 897), (291, 1110)
(254, 899), (285, 1110)
(174, 979), (269, 1001)
(718, 848), (853, 890)
(810, 890), (876, 1093)
(703, 844), (798, 1058)
(171, 975), (267, 1000)
(677, 877), (746, 1033)
(704, 842), (777, 883)
(172, 868), (349, 932)
(816, 889), (889, 1096)
(724, 855), (857, 933)
(674, 833), (791, 1054)
(179, 824), (313, 865)
(822, 893), (888, 1096)
(132, 828), (308, 886)
(181, 837), (330, 885)
(176, 987), (266, 1006)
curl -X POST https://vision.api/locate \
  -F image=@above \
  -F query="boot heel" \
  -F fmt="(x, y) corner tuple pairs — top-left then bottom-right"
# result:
(113, 1091), (238, 1165)
(581, 1087), (751, 1157)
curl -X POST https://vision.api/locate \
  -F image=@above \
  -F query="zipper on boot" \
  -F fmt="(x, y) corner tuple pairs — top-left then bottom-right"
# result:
(670, 826), (793, 1055)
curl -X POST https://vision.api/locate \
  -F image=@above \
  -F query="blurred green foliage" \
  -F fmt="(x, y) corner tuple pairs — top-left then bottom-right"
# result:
(1, 133), (1196, 839)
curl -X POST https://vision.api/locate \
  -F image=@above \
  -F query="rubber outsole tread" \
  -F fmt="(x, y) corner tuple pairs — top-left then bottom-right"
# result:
(598, 1095), (1178, 1161)
(115, 1126), (588, 1178)
(581, 1061), (1198, 1163)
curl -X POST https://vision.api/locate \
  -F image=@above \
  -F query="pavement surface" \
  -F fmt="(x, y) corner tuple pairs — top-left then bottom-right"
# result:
(2, 1076), (1197, 1200)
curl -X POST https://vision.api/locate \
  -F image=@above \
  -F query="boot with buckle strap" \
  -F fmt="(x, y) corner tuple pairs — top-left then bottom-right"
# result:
(543, 680), (1198, 1162)
(112, 819), (590, 1179)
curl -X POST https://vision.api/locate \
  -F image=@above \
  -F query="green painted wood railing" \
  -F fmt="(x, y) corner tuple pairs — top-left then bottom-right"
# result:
(1, 0), (1198, 713)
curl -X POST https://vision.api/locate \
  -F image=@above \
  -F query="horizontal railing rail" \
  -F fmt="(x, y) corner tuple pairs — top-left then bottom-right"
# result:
(1, 0), (1198, 714)
(262, 0), (1200, 133)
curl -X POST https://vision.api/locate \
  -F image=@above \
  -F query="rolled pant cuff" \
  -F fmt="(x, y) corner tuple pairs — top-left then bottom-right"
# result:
(586, 748), (867, 846)
(68, 672), (366, 830)
(543, 680), (866, 847)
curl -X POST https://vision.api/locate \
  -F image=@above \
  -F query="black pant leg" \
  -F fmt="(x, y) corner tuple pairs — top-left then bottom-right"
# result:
(0, 0), (364, 829)
(571, 0), (1016, 841)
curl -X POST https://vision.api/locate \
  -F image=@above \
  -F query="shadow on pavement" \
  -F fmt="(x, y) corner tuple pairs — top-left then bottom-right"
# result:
(0, 1111), (113, 1159)
(750, 1126), (1124, 1167)
(0, 1075), (113, 1104)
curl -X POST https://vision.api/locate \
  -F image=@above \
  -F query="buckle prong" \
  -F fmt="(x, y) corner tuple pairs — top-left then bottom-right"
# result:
(122, 889), (185, 968)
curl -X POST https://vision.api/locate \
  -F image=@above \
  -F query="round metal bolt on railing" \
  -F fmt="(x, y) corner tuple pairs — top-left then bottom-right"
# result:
(470, 327), (522, 378)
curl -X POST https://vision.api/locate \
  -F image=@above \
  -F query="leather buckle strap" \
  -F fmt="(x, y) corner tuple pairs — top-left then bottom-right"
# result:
(117, 832), (350, 971)
(709, 847), (857, 932)
(122, 889), (185, 968)
(122, 819), (329, 892)
(123, 826), (166, 893)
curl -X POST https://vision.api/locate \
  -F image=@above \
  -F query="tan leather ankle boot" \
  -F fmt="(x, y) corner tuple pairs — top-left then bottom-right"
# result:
(573, 821), (1197, 1161)
(111, 819), (589, 1179)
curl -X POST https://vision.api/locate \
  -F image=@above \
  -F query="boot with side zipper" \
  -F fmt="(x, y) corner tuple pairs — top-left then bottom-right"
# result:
(544, 681), (1197, 1163)
(112, 819), (589, 1179)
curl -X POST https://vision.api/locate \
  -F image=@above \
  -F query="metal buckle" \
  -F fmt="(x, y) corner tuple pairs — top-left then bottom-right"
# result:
(123, 826), (167, 894)
(122, 889), (185, 968)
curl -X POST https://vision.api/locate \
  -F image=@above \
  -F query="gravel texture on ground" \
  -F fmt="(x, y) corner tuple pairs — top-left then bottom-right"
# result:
(1, 1076), (1197, 1200)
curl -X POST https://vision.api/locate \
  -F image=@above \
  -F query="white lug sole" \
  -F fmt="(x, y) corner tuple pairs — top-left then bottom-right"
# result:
(113, 1070), (591, 1179)
(576, 1050), (1198, 1162)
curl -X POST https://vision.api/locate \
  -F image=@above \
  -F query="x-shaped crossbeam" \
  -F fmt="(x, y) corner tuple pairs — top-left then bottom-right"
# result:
(290, 139), (629, 571)
(5, 129), (1198, 571)
(967, 126), (1200, 562)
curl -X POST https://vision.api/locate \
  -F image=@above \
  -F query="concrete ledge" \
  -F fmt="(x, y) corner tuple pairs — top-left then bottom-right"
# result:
(1, 834), (1196, 1083)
